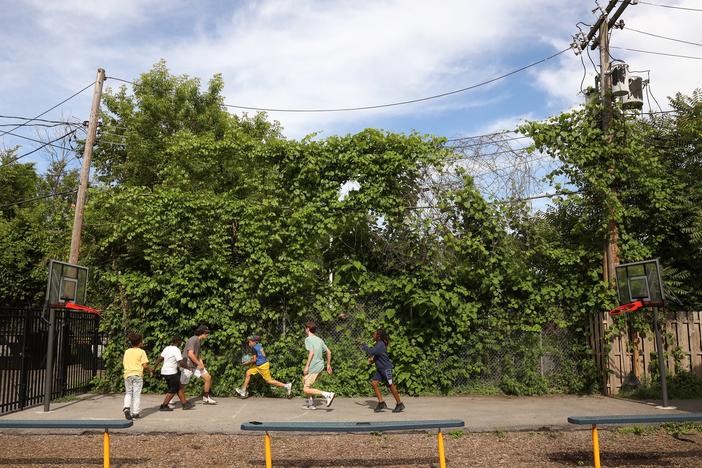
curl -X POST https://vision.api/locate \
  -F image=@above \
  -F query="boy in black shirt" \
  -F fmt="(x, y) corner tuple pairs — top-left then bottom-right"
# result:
(360, 329), (404, 413)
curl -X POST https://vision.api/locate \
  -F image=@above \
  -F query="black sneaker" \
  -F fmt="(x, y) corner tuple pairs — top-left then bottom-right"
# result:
(159, 405), (173, 412)
(374, 401), (387, 413)
(392, 403), (405, 413)
(182, 402), (194, 410)
(123, 408), (132, 420)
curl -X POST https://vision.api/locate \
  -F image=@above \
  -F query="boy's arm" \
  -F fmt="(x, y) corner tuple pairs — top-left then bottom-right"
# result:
(325, 348), (333, 375)
(303, 350), (314, 375)
(153, 356), (164, 367)
(188, 349), (204, 369)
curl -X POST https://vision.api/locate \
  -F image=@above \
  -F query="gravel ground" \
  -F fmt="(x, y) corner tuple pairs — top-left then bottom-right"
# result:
(1, 429), (701, 467)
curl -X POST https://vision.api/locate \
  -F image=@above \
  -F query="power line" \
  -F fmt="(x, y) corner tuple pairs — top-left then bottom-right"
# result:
(610, 46), (702, 60)
(106, 76), (134, 85)
(624, 27), (702, 47)
(219, 48), (570, 113)
(0, 81), (95, 138)
(0, 130), (77, 167)
(0, 115), (83, 126)
(636, 1), (702, 12)
(0, 190), (78, 210)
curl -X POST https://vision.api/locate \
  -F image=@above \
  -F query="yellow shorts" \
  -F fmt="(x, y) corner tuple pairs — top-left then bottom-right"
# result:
(246, 362), (273, 381)
(303, 372), (320, 388)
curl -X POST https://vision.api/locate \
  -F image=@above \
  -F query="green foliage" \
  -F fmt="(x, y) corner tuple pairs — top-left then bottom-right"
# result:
(4, 60), (699, 399)
(618, 371), (702, 400)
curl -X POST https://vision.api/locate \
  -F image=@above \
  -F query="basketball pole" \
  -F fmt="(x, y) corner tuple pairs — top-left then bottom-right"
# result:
(43, 307), (56, 412)
(652, 306), (670, 408)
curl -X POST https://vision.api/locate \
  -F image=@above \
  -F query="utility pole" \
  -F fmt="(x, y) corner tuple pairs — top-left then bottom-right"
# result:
(598, 16), (619, 286)
(69, 68), (105, 265)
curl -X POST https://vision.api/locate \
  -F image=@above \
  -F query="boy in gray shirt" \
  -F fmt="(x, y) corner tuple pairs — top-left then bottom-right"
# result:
(180, 325), (217, 405)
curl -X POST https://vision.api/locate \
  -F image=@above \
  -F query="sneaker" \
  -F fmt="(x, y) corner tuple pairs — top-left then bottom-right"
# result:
(284, 383), (292, 397)
(374, 401), (388, 413)
(203, 395), (218, 405)
(168, 401), (176, 408)
(324, 392), (335, 407)
(392, 402), (405, 413)
(304, 404), (317, 410)
(159, 405), (173, 412)
(123, 408), (132, 420)
(182, 402), (194, 410)
(131, 413), (141, 419)
(235, 387), (247, 398)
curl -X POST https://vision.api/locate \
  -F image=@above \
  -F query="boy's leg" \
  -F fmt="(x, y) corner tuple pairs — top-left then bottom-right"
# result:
(371, 380), (384, 401)
(162, 393), (175, 406)
(132, 377), (144, 416)
(242, 373), (252, 392)
(388, 383), (402, 404)
(123, 378), (133, 417)
(259, 364), (286, 388)
(202, 371), (212, 394)
(177, 385), (188, 404)
(303, 373), (334, 407)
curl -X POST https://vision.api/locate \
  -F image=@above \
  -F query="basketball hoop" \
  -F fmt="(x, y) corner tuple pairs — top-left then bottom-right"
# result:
(608, 300), (643, 316)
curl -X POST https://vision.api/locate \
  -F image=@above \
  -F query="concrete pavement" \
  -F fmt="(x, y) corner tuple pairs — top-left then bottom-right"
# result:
(2, 393), (702, 434)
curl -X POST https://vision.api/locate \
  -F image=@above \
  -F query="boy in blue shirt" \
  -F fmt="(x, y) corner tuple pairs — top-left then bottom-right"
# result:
(236, 335), (292, 398)
(361, 329), (405, 413)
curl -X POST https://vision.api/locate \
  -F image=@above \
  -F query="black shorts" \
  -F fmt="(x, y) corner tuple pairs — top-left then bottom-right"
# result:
(163, 372), (181, 393)
(372, 369), (393, 385)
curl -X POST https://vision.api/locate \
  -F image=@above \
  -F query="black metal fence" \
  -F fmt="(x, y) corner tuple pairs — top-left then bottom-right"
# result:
(0, 307), (105, 415)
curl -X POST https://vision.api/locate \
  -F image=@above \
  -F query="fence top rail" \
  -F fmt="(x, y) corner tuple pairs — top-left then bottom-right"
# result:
(241, 419), (464, 432)
(568, 414), (702, 425)
(0, 420), (133, 429)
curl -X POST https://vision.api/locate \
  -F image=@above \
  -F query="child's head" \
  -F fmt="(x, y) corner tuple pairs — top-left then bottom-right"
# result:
(195, 325), (210, 339)
(128, 332), (142, 347)
(374, 329), (389, 346)
(247, 335), (260, 347)
(305, 320), (316, 334)
(170, 336), (182, 346)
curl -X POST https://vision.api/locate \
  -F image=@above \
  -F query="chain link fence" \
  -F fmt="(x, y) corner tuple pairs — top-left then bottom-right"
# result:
(257, 298), (578, 395)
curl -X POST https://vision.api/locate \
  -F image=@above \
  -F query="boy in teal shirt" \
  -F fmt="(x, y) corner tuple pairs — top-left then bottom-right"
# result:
(302, 320), (335, 409)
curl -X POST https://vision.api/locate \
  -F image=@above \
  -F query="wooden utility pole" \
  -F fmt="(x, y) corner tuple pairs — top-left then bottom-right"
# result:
(598, 18), (619, 286)
(69, 68), (105, 265)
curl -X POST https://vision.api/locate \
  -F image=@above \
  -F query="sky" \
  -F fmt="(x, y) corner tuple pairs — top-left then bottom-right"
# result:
(1, 0), (701, 182)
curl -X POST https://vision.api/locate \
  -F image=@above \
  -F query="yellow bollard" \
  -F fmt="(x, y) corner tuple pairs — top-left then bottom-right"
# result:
(103, 429), (110, 468)
(264, 431), (272, 468)
(437, 429), (446, 468)
(592, 424), (601, 468)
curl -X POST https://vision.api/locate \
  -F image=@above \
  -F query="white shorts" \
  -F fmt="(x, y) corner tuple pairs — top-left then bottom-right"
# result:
(180, 367), (208, 385)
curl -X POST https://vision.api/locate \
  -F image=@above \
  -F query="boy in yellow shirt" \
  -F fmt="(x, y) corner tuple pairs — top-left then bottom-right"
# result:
(122, 332), (153, 420)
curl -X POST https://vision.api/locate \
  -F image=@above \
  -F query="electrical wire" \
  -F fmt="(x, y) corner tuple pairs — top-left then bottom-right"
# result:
(218, 48), (570, 113)
(0, 115), (83, 126)
(624, 27), (702, 47)
(636, 1), (702, 12)
(0, 130), (77, 167)
(0, 190), (77, 210)
(0, 81), (95, 138)
(610, 46), (702, 60)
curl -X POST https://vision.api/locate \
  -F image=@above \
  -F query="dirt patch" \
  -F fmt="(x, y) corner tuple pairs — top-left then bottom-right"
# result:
(1, 430), (701, 467)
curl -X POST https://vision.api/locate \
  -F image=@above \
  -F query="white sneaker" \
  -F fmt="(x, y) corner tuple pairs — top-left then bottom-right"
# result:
(235, 388), (247, 398)
(304, 404), (317, 410)
(324, 392), (335, 407)
(168, 401), (176, 408)
(284, 383), (292, 396)
(203, 395), (218, 405)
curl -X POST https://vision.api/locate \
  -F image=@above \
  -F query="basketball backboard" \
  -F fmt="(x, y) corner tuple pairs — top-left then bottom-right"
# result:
(615, 259), (665, 307)
(44, 260), (88, 307)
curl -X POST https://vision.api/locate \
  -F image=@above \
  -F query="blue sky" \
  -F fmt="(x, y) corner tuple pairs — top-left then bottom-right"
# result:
(2, 0), (701, 182)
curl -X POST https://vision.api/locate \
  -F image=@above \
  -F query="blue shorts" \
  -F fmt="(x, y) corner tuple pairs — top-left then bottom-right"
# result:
(372, 368), (393, 385)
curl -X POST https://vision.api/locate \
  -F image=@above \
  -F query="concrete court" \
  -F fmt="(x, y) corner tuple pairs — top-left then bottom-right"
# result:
(2, 393), (702, 434)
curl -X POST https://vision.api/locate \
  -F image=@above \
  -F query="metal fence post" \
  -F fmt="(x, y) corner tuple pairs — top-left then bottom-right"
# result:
(17, 309), (31, 409)
(43, 307), (56, 412)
